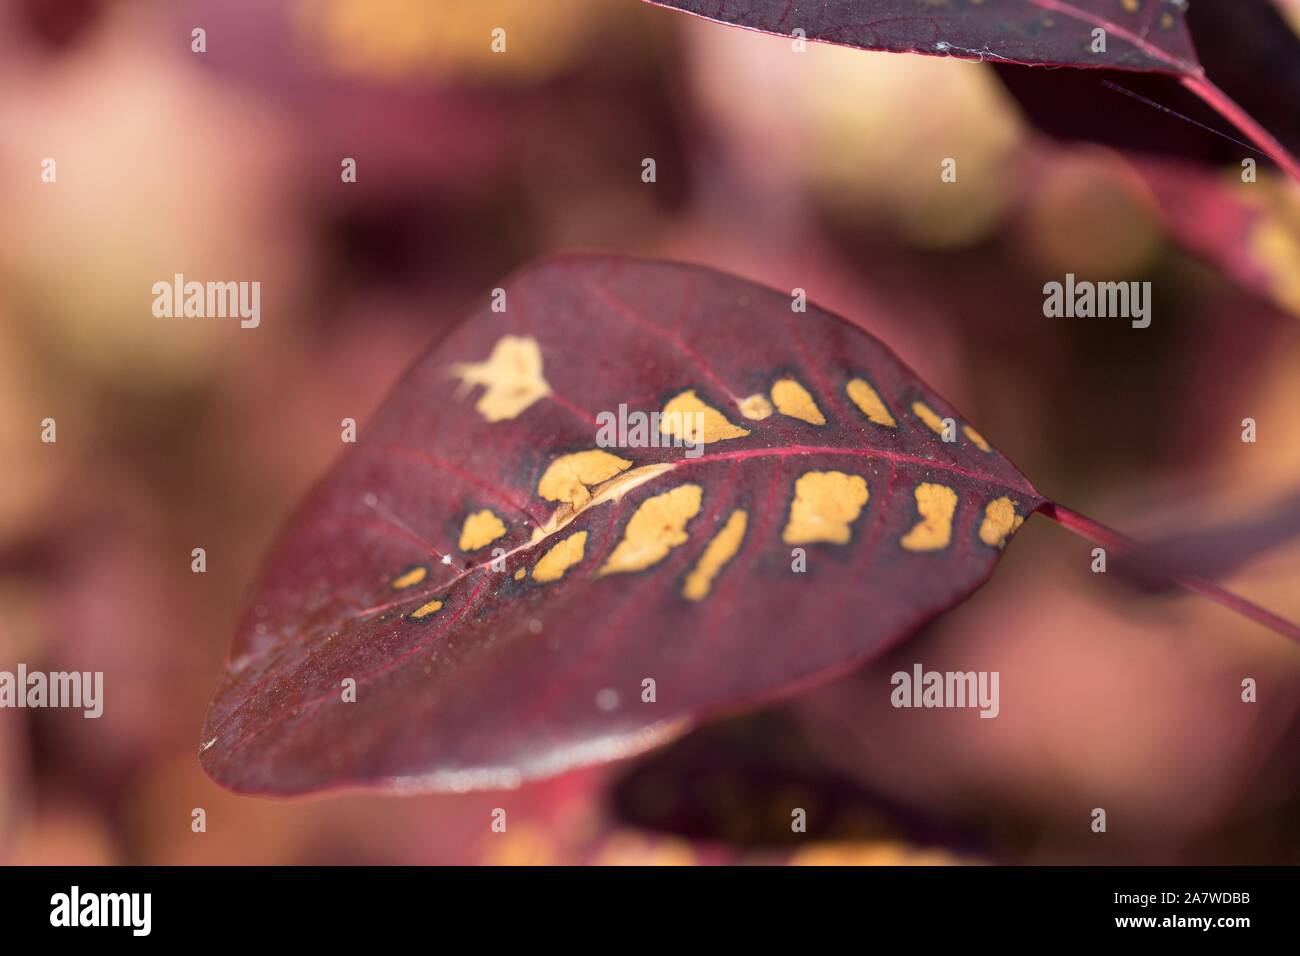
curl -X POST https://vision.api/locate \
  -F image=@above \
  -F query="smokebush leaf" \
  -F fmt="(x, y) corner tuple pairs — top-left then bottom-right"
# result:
(644, 0), (1199, 73)
(643, 0), (1300, 182)
(200, 255), (1042, 795)
(992, 0), (1300, 163)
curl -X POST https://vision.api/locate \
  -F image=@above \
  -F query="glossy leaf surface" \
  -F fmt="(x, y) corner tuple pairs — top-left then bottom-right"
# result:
(200, 256), (1041, 795)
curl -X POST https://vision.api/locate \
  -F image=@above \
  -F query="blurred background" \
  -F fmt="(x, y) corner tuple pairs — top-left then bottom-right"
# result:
(2, 0), (1299, 864)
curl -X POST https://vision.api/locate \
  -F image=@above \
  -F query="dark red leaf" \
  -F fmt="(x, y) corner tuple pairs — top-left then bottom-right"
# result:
(993, 0), (1300, 165)
(644, 0), (1198, 73)
(643, 0), (1300, 181)
(200, 255), (1044, 795)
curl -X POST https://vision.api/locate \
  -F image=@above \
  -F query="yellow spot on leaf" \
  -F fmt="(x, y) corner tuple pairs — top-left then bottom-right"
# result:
(537, 450), (633, 508)
(513, 568), (526, 581)
(772, 378), (826, 425)
(739, 394), (773, 420)
(533, 530), (588, 583)
(660, 390), (750, 444)
(963, 424), (991, 452)
(449, 335), (551, 422)
(846, 379), (896, 427)
(682, 509), (748, 601)
(410, 599), (443, 619)
(459, 509), (507, 551)
(782, 471), (870, 545)
(1121, 0), (1139, 13)
(978, 496), (1024, 548)
(390, 566), (427, 590)
(911, 400), (948, 437)
(599, 484), (703, 576)
(900, 483), (958, 551)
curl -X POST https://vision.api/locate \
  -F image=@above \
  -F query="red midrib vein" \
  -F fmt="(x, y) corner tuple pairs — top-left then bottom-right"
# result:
(678, 443), (1030, 492)
(356, 443), (1027, 619)
(270, 441), (1029, 640)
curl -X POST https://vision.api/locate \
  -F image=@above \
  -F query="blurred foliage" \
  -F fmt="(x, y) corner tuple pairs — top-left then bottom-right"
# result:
(0, 0), (1298, 864)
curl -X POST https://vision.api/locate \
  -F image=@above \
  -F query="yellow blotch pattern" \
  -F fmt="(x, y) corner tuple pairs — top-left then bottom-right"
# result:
(660, 390), (750, 444)
(962, 424), (992, 453)
(458, 509), (507, 551)
(410, 599), (443, 619)
(771, 378), (826, 425)
(978, 496), (1024, 548)
(846, 379), (896, 427)
(682, 509), (748, 601)
(599, 484), (703, 576)
(782, 471), (870, 545)
(537, 449), (633, 507)
(900, 483), (958, 552)
(911, 400), (950, 438)
(739, 394), (773, 420)
(532, 530), (588, 583)
(390, 566), (427, 590)
(449, 335), (551, 422)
